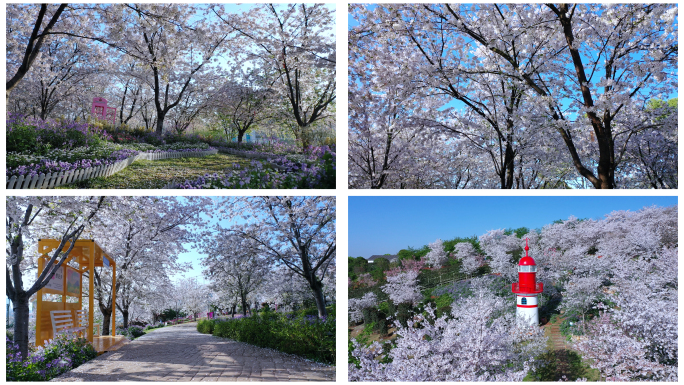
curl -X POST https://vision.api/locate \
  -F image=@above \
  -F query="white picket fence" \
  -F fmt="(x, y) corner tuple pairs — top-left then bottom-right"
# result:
(7, 149), (218, 189)
(137, 149), (217, 161)
(219, 148), (293, 172)
(219, 148), (273, 160)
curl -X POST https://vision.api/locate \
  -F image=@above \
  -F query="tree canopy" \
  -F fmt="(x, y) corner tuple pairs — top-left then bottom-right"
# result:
(349, 4), (677, 189)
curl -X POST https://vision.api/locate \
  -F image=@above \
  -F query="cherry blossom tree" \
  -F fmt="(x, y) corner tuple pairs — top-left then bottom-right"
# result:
(177, 277), (210, 319)
(214, 3), (336, 149)
(6, 196), (106, 359)
(478, 229), (522, 281)
(140, 282), (175, 323)
(213, 69), (274, 144)
(218, 196), (335, 318)
(575, 312), (670, 381)
(97, 4), (231, 134)
(8, 36), (104, 119)
(350, 279), (547, 381)
(382, 270), (421, 306)
(349, 4), (678, 189)
(348, 292), (377, 323)
(453, 242), (482, 275)
(560, 275), (604, 334)
(6, 4), (68, 104)
(87, 196), (210, 331)
(260, 265), (313, 312)
(201, 233), (267, 316)
(423, 239), (447, 267)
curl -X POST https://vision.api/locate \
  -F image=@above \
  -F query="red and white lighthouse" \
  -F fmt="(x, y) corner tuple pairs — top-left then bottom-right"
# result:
(511, 239), (543, 326)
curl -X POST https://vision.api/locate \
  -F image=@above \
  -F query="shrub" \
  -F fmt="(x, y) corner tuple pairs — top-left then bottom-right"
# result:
(196, 319), (215, 334)
(117, 325), (145, 339)
(435, 294), (453, 308)
(127, 326), (144, 338)
(7, 123), (40, 153)
(144, 322), (163, 330)
(211, 312), (335, 364)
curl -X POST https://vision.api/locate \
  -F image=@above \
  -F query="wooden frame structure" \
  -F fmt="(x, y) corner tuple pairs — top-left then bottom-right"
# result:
(36, 239), (116, 346)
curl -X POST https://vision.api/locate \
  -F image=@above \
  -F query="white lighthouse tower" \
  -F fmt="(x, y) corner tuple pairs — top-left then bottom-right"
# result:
(511, 239), (543, 326)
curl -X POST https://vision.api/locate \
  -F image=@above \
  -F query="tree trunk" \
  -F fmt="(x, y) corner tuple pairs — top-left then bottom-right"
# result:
(11, 295), (31, 360)
(237, 130), (245, 145)
(100, 306), (112, 336)
(504, 140), (515, 189)
(155, 112), (166, 135)
(309, 278), (328, 318)
(298, 125), (312, 151)
(240, 293), (248, 316)
(122, 309), (129, 329)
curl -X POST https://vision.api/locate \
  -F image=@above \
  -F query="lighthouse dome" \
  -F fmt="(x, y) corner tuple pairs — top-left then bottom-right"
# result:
(518, 256), (537, 272)
(518, 256), (536, 266)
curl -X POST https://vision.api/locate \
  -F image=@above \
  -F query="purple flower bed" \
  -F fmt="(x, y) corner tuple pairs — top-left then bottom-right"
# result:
(210, 138), (301, 156)
(7, 113), (112, 154)
(179, 146), (335, 189)
(7, 149), (139, 178)
(6, 333), (97, 381)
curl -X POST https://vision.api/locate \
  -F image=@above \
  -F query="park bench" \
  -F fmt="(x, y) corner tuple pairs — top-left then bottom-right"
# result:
(76, 310), (102, 336)
(50, 310), (86, 338)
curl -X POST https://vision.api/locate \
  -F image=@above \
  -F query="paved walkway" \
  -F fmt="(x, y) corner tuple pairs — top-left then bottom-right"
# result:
(52, 323), (335, 382)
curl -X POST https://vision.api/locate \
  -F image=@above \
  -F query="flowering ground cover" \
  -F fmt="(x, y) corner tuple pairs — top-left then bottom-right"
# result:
(6, 333), (97, 381)
(197, 306), (335, 364)
(179, 146), (336, 189)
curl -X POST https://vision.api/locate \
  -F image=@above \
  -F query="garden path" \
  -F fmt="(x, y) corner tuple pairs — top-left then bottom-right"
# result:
(51, 322), (335, 382)
(544, 318), (572, 380)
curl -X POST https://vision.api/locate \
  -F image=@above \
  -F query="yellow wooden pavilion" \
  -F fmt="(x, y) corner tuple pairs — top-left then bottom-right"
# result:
(35, 239), (127, 353)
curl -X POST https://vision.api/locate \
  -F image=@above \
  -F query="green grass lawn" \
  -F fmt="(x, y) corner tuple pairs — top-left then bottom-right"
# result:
(57, 153), (255, 189)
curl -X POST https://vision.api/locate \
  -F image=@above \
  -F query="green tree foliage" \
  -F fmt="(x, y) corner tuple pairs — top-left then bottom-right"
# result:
(442, 236), (482, 254)
(504, 227), (530, 238)
(369, 258), (390, 280)
(397, 245), (430, 261)
(348, 257), (369, 281)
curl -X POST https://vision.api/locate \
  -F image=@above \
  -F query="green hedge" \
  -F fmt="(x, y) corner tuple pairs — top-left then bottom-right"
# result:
(197, 319), (215, 334)
(197, 310), (335, 364)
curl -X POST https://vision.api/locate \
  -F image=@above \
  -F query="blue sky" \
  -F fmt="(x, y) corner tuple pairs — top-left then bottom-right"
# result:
(348, 196), (678, 258)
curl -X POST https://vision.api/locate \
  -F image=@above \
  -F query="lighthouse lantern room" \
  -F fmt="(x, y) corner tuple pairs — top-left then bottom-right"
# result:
(511, 239), (543, 326)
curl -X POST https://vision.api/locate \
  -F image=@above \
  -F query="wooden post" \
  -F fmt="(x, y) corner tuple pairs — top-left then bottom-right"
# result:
(36, 257), (44, 346)
(111, 258), (116, 337)
(61, 263), (67, 309)
(78, 265), (83, 335)
(88, 244), (94, 342)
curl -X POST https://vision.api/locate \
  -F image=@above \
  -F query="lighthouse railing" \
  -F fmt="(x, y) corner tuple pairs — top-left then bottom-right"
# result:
(511, 282), (543, 293)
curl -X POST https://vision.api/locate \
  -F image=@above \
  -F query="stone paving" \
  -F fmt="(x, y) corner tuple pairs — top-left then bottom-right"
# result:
(52, 322), (335, 382)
